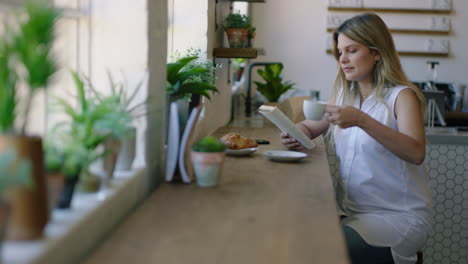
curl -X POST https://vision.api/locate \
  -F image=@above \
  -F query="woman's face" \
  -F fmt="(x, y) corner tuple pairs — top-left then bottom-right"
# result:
(336, 33), (380, 84)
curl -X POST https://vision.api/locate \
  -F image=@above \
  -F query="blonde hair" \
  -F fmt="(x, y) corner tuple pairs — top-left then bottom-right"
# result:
(331, 13), (425, 113)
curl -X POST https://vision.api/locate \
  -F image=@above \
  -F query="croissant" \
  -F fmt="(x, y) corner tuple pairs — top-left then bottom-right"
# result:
(220, 133), (258, 150)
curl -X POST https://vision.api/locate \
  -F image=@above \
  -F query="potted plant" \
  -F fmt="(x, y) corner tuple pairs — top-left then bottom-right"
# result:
(223, 12), (252, 48)
(98, 71), (147, 171)
(191, 136), (226, 187)
(51, 71), (121, 208)
(167, 54), (219, 131)
(0, 0), (60, 240)
(254, 63), (296, 103)
(169, 48), (222, 111)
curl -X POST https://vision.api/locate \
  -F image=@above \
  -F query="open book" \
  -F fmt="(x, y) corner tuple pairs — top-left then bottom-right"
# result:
(258, 105), (315, 149)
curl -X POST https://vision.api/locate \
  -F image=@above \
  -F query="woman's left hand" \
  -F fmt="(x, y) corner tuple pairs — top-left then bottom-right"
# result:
(325, 105), (365, 128)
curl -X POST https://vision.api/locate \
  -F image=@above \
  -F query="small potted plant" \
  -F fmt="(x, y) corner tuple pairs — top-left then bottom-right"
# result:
(223, 12), (252, 48)
(0, 0), (60, 240)
(254, 63), (296, 103)
(51, 71), (120, 208)
(191, 136), (226, 187)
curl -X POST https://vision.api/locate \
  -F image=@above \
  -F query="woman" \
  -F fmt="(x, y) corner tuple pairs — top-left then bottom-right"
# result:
(281, 13), (432, 264)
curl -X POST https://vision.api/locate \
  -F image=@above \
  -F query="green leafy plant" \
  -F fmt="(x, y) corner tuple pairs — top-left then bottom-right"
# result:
(166, 56), (219, 101)
(170, 48), (221, 85)
(254, 63), (295, 103)
(0, 149), (32, 196)
(223, 12), (252, 29)
(192, 136), (226, 152)
(0, 0), (60, 134)
(48, 71), (123, 178)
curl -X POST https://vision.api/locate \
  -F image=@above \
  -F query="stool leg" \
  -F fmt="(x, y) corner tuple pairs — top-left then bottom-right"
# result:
(416, 251), (423, 264)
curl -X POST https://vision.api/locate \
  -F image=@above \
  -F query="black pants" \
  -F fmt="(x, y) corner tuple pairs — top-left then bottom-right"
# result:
(342, 224), (395, 264)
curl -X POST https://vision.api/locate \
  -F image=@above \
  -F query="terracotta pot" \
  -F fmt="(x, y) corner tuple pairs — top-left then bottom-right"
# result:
(0, 135), (48, 240)
(57, 176), (79, 209)
(191, 151), (225, 187)
(225, 28), (248, 48)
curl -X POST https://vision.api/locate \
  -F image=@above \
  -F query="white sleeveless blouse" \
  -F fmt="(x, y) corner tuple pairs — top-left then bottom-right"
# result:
(333, 86), (433, 264)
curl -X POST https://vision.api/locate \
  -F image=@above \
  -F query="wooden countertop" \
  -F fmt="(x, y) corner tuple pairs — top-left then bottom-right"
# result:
(84, 126), (350, 264)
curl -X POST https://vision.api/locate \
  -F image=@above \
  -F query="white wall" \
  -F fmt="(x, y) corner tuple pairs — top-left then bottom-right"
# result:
(251, 0), (468, 108)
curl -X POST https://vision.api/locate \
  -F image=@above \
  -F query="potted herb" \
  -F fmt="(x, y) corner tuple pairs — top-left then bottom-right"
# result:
(254, 63), (295, 103)
(223, 12), (252, 48)
(191, 136), (226, 187)
(51, 71), (119, 208)
(0, 0), (60, 240)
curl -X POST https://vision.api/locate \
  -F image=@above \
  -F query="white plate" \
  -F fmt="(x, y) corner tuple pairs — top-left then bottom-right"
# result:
(225, 147), (258, 156)
(263, 150), (307, 162)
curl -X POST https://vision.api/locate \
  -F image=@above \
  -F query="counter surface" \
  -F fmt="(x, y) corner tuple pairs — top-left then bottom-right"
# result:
(84, 126), (350, 264)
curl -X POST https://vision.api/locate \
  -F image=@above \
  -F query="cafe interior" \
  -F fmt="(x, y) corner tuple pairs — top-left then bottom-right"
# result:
(0, 0), (467, 264)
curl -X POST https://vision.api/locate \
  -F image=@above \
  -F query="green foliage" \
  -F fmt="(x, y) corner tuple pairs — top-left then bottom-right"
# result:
(48, 71), (126, 178)
(254, 63), (295, 103)
(0, 0), (60, 134)
(0, 149), (32, 196)
(223, 12), (252, 29)
(170, 48), (221, 85)
(192, 136), (226, 152)
(166, 56), (219, 102)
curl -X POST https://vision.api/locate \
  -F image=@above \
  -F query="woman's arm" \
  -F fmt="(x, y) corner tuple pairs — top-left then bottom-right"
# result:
(280, 119), (330, 150)
(325, 89), (426, 165)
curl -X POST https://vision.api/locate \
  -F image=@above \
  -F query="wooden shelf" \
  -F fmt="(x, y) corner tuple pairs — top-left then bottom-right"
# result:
(326, 28), (449, 35)
(230, 0), (265, 2)
(213, 48), (258, 58)
(328, 7), (451, 14)
(326, 49), (448, 57)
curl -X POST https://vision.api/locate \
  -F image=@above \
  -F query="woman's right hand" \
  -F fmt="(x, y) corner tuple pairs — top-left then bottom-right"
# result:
(280, 132), (304, 150)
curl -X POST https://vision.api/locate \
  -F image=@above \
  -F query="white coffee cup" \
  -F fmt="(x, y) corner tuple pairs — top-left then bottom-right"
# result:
(303, 100), (327, 121)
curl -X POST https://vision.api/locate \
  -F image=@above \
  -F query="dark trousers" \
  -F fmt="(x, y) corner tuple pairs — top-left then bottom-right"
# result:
(342, 224), (395, 264)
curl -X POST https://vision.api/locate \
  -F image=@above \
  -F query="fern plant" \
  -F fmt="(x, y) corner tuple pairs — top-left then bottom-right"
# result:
(254, 63), (295, 103)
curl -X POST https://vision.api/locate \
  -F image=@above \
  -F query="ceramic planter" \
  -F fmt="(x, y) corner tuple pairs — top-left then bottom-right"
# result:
(191, 151), (225, 187)
(225, 28), (248, 48)
(56, 176), (79, 209)
(115, 127), (137, 171)
(0, 135), (48, 240)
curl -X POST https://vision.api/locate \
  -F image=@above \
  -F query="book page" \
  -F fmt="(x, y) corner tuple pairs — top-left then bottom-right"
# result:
(258, 105), (315, 149)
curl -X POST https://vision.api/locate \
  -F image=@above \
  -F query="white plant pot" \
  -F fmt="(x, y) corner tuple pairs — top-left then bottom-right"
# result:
(116, 127), (137, 171)
(191, 151), (225, 187)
